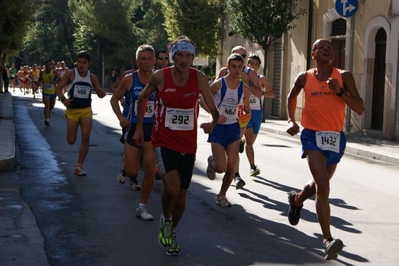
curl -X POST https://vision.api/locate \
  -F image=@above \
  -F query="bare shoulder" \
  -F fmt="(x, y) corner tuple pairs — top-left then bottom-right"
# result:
(196, 69), (208, 80)
(294, 71), (307, 87)
(217, 67), (228, 78)
(339, 69), (355, 79)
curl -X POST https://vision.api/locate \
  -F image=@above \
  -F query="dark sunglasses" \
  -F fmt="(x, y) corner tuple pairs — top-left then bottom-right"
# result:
(241, 54), (247, 58)
(157, 56), (169, 60)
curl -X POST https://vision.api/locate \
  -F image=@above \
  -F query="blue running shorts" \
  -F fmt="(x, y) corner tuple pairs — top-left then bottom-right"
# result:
(208, 123), (240, 148)
(246, 109), (263, 134)
(300, 128), (346, 166)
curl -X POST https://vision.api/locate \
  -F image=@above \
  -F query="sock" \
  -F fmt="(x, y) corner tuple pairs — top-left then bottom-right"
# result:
(294, 194), (302, 207)
(162, 215), (172, 221)
(251, 165), (256, 170)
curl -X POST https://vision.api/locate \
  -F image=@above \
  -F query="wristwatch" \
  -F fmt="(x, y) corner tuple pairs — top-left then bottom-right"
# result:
(336, 87), (345, 97)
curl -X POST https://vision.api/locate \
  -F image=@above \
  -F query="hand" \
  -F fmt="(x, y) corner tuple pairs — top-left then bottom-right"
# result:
(132, 129), (144, 147)
(286, 121), (300, 136)
(63, 98), (73, 107)
(120, 98), (126, 108)
(218, 115), (226, 124)
(98, 90), (107, 98)
(200, 122), (213, 134)
(119, 117), (131, 128)
(327, 78), (340, 94)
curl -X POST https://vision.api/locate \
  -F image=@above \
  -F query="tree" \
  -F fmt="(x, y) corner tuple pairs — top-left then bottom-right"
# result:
(23, 0), (77, 66)
(161, 0), (225, 56)
(0, 0), (35, 91)
(68, 0), (141, 66)
(227, 0), (306, 76)
(227, 0), (305, 121)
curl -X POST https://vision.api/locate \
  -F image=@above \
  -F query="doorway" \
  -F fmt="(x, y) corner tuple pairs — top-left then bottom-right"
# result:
(371, 28), (386, 130)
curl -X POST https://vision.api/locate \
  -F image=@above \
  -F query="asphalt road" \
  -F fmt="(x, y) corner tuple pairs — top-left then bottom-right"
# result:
(9, 91), (399, 265)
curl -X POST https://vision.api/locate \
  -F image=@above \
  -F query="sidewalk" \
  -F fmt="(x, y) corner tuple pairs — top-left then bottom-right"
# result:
(0, 91), (49, 265)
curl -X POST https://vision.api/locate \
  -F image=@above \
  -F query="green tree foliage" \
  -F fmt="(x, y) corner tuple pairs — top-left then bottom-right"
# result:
(68, 0), (140, 66)
(137, 0), (169, 52)
(228, 0), (306, 75)
(161, 0), (225, 56)
(0, 0), (35, 70)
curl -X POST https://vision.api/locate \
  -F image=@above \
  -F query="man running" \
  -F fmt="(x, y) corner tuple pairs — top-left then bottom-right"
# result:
(110, 44), (157, 220)
(217, 46), (263, 189)
(133, 36), (219, 256)
(40, 60), (61, 126)
(244, 55), (275, 176)
(286, 38), (364, 260)
(206, 53), (251, 206)
(56, 52), (107, 176)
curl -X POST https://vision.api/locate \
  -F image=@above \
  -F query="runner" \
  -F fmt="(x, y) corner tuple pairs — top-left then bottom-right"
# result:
(286, 38), (364, 260)
(110, 44), (157, 220)
(56, 52), (107, 176)
(206, 53), (251, 206)
(217, 46), (263, 189)
(244, 55), (275, 176)
(40, 60), (61, 126)
(8, 63), (17, 92)
(133, 36), (219, 256)
(30, 64), (41, 98)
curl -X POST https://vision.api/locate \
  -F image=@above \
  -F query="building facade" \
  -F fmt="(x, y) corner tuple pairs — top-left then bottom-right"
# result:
(218, 0), (399, 141)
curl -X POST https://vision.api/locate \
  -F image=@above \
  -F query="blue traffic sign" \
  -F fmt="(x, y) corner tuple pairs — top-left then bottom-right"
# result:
(335, 0), (358, 17)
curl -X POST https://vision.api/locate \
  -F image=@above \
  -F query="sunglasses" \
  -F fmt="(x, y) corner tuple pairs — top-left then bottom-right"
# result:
(157, 56), (169, 60)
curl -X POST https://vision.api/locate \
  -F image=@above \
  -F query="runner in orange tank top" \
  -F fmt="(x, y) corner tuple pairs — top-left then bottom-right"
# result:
(286, 38), (364, 260)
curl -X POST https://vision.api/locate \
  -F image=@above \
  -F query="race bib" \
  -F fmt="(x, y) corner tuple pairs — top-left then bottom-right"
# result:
(11, 74), (15, 78)
(220, 103), (238, 119)
(315, 131), (340, 153)
(134, 100), (154, 118)
(249, 95), (260, 109)
(73, 85), (91, 99)
(32, 76), (39, 82)
(43, 83), (53, 93)
(165, 107), (194, 130)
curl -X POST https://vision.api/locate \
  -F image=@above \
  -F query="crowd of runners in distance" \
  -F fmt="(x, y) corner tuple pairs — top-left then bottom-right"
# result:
(2, 61), (69, 97)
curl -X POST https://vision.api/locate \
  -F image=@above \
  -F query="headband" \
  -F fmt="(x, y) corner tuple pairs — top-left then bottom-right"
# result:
(171, 41), (195, 58)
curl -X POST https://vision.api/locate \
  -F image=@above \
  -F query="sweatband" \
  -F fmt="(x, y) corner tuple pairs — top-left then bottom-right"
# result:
(171, 41), (195, 58)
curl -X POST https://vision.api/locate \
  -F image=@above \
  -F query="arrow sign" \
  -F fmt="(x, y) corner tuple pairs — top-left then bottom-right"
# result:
(335, 0), (358, 18)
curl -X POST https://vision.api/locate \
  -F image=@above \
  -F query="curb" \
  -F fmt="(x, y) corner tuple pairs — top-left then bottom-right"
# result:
(0, 93), (15, 172)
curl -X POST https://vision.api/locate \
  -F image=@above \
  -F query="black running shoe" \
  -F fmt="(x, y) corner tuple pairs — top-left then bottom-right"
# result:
(288, 191), (302, 225)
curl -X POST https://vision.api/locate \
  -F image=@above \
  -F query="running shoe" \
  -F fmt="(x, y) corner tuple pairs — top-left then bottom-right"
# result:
(44, 120), (50, 126)
(287, 191), (303, 225)
(117, 169), (126, 184)
(234, 174), (246, 190)
(239, 140), (245, 153)
(206, 155), (216, 180)
(136, 205), (154, 221)
(158, 216), (173, 248)
(250, 165), (260, 176)
(324, 238), (344, 260)
(127, 177), (141, 190)
(74, 164), (87, 176)
(166, 231), (180, 256)
(215, 194), (232, 207)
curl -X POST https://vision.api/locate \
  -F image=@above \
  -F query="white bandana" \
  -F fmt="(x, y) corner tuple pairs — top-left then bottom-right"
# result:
(171, 41), (195, 58)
